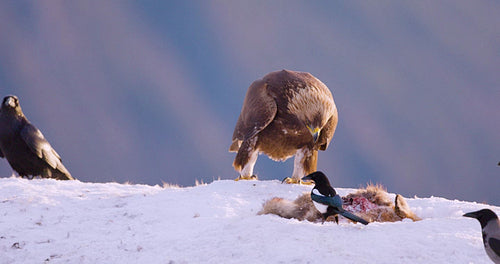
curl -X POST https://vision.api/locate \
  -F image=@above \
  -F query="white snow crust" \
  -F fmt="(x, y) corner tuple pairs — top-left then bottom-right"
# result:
(0, 177), (497, 263)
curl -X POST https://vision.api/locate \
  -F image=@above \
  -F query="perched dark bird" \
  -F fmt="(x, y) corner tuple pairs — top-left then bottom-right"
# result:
(301, 171), (369, 225)
(464, 209), (500, 263)
(229, 70), (338, 183)
(0, 95), (74, 180)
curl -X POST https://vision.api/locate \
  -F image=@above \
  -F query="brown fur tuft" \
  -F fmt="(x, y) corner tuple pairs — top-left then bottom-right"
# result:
(345, 183), (392, 206)
(258, 194), (322, 222)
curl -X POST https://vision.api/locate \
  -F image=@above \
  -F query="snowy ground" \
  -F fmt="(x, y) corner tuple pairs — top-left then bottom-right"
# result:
(0, 177), (497, 264)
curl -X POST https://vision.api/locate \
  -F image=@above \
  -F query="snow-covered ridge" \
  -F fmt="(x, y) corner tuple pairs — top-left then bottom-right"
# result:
(0, 177), (497, 263)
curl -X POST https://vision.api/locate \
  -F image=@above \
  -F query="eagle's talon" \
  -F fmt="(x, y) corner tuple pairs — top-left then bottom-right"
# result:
(235, 175), (258, 181)
(282, 177), (315, 185)
(281, 177), (297, 184)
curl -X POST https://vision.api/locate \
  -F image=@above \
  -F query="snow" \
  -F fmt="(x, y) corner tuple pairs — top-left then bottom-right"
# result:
(0, 177), (497, 263)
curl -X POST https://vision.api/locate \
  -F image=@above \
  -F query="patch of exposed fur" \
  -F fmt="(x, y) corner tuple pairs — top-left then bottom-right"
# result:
(258, 184), (421, 223)
(258, 194), (322, 222)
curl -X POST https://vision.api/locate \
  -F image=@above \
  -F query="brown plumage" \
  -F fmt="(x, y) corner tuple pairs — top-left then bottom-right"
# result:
(229, 70), (338, 181)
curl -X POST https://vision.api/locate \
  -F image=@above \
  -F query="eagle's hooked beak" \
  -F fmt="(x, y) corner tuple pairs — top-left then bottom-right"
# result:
(307, 125), (321, 143)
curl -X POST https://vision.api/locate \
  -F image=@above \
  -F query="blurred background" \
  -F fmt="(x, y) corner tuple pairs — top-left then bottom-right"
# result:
(0, 1), (498, 204)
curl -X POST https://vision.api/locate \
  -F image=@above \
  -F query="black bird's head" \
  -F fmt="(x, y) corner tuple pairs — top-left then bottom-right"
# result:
(464, 209), (498, 229)
(301, 171), (332, 187)
(1, 95), (23, 115)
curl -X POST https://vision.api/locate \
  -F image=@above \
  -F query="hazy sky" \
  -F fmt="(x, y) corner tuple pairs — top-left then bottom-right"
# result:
(1, 1), (498, 204)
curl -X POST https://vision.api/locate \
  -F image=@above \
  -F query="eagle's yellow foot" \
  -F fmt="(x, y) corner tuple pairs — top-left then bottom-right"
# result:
(281, 177), (314, 185)
(235, 175), (258, 181)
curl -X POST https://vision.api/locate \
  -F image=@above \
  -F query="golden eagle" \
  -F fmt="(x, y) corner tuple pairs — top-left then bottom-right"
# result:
(229, 70), (338, 183)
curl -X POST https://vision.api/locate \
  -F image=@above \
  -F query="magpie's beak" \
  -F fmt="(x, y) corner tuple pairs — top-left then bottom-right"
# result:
(301, 175), (313, 182)
(463, 212), (478, 219)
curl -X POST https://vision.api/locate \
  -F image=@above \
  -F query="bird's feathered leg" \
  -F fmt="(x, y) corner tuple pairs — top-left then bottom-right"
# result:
(282, 148), (316, 184)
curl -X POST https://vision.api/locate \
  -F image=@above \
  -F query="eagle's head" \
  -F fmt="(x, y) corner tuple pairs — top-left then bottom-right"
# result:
(304, 113), (325, 143)
(287, 85), (335, 144)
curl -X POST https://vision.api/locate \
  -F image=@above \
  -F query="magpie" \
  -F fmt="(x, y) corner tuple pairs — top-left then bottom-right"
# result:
(301, 171), (369, 225)
(464, 209), (500, 263)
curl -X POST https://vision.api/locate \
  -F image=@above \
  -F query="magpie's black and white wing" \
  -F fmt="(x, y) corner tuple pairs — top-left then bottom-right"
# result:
(311, 189), (343, 208)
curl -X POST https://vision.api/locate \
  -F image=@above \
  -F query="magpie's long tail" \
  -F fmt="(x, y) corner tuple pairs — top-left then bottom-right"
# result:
(339, 210), (369, 225)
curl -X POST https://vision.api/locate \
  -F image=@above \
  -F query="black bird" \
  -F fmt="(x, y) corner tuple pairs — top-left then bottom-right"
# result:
(464, 209), (500, 263)
(301, 171), (368, 225)
(0, 95), (74, 180)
